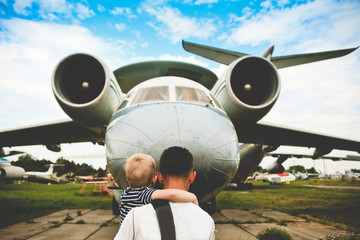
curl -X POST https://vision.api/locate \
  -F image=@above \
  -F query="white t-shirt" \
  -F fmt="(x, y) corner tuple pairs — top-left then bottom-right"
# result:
(114, 202), (215, 240)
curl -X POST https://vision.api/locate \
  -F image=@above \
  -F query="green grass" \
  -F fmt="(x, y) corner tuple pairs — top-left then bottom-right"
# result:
(216, 180), (360, 233)
(0, 182), (112, 229)
(1, 179), (359, 233)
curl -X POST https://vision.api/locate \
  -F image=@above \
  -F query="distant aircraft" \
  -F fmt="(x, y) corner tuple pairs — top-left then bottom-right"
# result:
(74, 173), (99, 181)
(0, 158), (25, 181)
(0, 41), (359, 212)
(264, 152), (360, 173)
(24, 164), (63, 184)
(254, 171), (296, 184)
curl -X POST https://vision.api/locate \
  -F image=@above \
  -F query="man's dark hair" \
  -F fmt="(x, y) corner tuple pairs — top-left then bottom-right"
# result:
(159, 146), (193, 177)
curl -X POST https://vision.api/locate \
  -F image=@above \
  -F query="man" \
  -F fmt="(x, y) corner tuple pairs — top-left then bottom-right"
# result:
(114, 146), (215, 240)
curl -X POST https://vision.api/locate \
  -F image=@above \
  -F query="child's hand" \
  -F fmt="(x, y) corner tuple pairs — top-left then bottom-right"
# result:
(192, 198), (199, 206)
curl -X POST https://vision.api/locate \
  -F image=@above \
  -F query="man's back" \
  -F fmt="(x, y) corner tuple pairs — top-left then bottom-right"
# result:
(116, 202), (215, 240)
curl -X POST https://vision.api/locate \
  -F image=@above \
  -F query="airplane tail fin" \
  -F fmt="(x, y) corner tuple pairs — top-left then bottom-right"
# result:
(182, 40), (247, 65)
(45, 164), (64, 174)
(271, 47), (359, 69)
(46, 164), (55, 174)
(182, 40), (358, 69)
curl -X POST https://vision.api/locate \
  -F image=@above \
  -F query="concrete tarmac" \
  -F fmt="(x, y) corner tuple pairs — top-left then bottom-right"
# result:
(0, 208), (350, 240)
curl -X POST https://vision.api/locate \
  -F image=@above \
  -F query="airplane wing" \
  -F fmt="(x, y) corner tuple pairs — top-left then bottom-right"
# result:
(182, 40), (359, 69)
(235, 121), (360, 153)
(0, 120), (104, 148)
(0, 150), (24, 158)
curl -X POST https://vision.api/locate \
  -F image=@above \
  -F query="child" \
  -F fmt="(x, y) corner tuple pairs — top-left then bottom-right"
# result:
(119, 153), (198, 224)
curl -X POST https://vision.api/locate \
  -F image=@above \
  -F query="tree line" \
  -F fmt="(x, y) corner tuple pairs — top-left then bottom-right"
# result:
(12, 154), (107, 177)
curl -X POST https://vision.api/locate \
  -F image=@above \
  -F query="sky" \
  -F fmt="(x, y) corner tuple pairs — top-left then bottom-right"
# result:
(0, 0), (360, 173)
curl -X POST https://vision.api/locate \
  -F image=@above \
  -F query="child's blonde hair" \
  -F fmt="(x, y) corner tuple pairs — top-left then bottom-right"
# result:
(125, 153), (156, 189)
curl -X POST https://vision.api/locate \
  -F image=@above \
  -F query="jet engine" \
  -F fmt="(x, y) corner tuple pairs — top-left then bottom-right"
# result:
(0, 166), (25, 179)
(213, 56), (280, 125)
(52, 54), (123, 128)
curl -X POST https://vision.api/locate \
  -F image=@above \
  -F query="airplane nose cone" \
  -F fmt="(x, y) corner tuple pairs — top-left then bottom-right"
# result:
(106, 103), (239, 201)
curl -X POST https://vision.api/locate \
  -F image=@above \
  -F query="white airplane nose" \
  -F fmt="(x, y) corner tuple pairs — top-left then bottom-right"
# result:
(106, 102), (239, 201)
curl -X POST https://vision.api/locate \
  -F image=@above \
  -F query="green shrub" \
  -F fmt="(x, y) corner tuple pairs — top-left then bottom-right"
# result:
(321, 233), (360, 240)
(75, 219), (85, 224)
(64, 213), (73, 221)
(257, 227), (292, 240)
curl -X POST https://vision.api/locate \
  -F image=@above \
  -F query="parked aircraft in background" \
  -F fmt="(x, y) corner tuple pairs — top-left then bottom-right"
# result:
(254, 171), (296, 184)
(0, 158), (25, 181)
(295, 172), (319, 180)
(0, 41), (359, 212)
(74, 173), (100, 181)
(24, 164), (64, 184)
(264, 152), (360, 173)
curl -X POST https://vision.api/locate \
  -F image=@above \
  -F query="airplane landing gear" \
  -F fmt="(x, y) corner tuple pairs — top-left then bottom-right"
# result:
(200, 197), (216, 214)
(236, 181), (253, 190)
(112, 196), (120, 215)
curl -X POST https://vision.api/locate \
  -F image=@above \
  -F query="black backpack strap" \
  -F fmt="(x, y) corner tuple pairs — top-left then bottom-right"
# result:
(151, 199), (176, 240)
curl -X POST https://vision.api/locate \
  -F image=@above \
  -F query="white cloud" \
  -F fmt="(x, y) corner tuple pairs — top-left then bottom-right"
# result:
(76, 3), (95, 20)
(228, 7), (254, 24)
(97, 4), (106, 12)
(215, 0), (360, 146)
(13, 0), (34, 15)
(181, 0), (219, 5)
(0, 18), (137, 128)
(144, 6), (218, 43)
(110, 7), (137, 19)
(140, 42), (148, 48)
(194, 0), (219, 5)
(260, 0), (272, 9)
(115, 23), (126, 31)
(221, 0), (360, 51)
(12, 0), (95, 21)
(260, 53), (360, 143)
(110, 7), (131, 15)
(138, 0), (170, 10)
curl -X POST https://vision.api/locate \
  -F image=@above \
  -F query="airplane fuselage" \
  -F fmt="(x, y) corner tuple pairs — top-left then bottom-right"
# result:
(106, 77), (240, 202)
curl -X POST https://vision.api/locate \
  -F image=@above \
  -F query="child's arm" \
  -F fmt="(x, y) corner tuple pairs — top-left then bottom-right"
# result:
(152, 189), (198, 205)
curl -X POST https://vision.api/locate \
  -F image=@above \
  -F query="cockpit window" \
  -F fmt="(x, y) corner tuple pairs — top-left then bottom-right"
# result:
(131, 86), (169, 105)
(176, 86), (209, 103)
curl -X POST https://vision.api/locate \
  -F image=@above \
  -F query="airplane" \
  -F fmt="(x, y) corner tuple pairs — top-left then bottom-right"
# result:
(0, 158), (25, 181)
(263, 152), (360, 173)
(254, 171), (296, 184)
(24, 164), (64, 184)
(74, 173), (100, 181)
(0, 150), (25, 181)
(294, 171), (318, 180)
(0, 40), (359, 213)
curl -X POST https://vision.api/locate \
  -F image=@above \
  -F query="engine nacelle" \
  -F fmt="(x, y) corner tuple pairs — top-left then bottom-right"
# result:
(0, 166), (25, 179)
(212, 56), (280, 125)
(52, 54), (123, 128)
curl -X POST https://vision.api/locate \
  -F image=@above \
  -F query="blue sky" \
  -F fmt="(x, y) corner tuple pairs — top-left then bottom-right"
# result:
(1, 0), (360, 173)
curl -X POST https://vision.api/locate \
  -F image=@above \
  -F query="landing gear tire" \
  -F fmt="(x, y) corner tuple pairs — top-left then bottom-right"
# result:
(236, 182), (253, 190)
(112, 196), (120, 215)
(200, 197), (216, 214)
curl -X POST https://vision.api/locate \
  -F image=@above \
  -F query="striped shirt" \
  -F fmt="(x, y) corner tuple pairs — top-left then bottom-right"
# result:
(119, 187), (157, 224)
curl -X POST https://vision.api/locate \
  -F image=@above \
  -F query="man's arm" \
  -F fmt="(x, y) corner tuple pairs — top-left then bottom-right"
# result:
(152, 189), (199, 205)
(114, 208), (134, 240)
